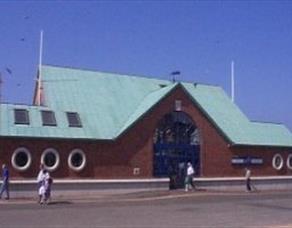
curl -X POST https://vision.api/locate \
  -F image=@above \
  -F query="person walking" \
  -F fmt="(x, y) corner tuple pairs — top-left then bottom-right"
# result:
(37, 163), (45, 188)
(37, 164), (48, 203)
(44, 175), (53, 204)
(245, 167), (252, 192)
(185, 162), (195, 192)
(0, 164), (10, 200)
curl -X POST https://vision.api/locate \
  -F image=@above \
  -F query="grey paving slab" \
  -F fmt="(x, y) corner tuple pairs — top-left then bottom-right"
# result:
(0, 190), (292, 227)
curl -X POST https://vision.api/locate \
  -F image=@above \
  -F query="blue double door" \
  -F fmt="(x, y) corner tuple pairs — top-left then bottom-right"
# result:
(153, 143), (200, 189)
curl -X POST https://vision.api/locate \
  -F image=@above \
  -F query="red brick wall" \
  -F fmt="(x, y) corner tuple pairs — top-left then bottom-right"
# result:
(0, 85), (292, 179)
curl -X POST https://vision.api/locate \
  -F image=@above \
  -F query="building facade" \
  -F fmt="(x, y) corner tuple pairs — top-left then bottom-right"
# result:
(1, 65), (292, 184)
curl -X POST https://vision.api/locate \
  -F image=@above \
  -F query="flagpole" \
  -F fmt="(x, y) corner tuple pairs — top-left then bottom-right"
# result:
(0, 73), (2, 104)
(37, 30), (43, 105)
(231, 61), (235, 103)
(0, 73), (2, 130)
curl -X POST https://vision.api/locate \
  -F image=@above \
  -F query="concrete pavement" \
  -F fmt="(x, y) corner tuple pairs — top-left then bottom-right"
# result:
(1, 189), (292, 228)
(0, 187), (285, 205)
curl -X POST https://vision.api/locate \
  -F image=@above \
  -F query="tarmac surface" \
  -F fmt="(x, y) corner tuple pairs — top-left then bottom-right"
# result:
(1, 189), (292, 228)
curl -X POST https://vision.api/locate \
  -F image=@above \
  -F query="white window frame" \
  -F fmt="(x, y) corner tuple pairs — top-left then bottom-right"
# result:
(272, 153), (284, 170)
(287, 154), (292, 170)
(175, 100), (182, 111)
(41, 148), (60, 171)
(68, 149), (86, 172)
(11, 147), (32, 171)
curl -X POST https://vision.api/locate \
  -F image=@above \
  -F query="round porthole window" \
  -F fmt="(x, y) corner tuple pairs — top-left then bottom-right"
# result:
(11, 147), (32, 171)
(287, 154), (292, 170)
(272, 153), (284, 170)
(41, 148), (60, 171)
(68, 149), (86, 171)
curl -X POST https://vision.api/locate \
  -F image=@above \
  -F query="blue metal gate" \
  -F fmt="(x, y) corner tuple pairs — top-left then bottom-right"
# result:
(152, 111), (201, 189)
(153, 143), (200, 188)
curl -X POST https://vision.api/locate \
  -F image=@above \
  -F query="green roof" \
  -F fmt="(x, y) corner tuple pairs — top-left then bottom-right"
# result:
(1, 65), (292, 147)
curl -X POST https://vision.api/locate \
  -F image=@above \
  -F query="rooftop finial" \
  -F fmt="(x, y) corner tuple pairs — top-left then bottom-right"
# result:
(170, 71), (180, 83)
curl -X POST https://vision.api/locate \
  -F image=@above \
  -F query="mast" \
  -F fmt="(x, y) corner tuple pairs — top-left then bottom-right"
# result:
(231, 61), (235, 103)
(0, 73), (2, 105)
(37, 30), (43, 106)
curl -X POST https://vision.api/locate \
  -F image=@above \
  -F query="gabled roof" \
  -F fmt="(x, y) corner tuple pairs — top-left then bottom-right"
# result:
(1, 65), (292, 147)
(182, 83), (292, 147)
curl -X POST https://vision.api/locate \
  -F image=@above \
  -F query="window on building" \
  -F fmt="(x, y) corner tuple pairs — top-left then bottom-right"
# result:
(11, 147), (32, 171)
(68, 149), (86, 171)
(66, 112), (82, 127)
(174, 100), (182, 111)
(14, 109), (29, 125)
(287, 154), (292, 170)
(41, 110), (57, 126)
(272, 153), (284, 170)
(41, 148), (60, 171)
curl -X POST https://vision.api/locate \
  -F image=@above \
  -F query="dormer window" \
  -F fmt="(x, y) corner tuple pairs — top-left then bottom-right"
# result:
(41, 110), (57, 126)
(66, 112), (82, 127)
(14, 109), (29, 125)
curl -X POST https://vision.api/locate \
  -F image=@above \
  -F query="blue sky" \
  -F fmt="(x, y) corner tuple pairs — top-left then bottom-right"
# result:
(1, 1), (292, 130)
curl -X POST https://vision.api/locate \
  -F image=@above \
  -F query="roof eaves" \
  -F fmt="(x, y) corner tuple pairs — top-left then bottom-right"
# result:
(230, 142), (292, 148)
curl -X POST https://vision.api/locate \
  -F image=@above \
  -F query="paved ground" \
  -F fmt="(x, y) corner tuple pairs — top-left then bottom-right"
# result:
(0, 189), (292, 228)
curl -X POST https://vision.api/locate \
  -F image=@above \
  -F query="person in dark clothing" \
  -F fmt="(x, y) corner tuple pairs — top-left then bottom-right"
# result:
(0, 164), (9, 200)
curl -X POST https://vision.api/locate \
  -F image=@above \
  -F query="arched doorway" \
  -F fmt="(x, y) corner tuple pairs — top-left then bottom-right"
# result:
(153, 112), (200, 189)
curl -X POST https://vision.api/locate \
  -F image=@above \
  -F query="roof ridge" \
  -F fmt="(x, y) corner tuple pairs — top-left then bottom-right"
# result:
(42, 64), (170, 84)
(250, 120), (285, 126)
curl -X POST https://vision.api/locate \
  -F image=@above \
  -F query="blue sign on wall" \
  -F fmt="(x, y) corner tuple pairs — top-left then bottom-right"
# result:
(231, 156), (263, 166)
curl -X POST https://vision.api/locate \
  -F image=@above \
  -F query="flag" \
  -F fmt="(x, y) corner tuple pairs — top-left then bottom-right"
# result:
(171, 71), (181, 75)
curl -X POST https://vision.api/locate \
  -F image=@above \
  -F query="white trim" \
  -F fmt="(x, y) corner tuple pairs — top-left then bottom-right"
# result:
(6, 176), (292, 185)
(68, 149), (86, 172)
(8, 178), (170, 184)
(41, 148), (60, 171)
(11, 147), (32, 171)
(272, 153), (284, 170)
(287, 154), (292, 170)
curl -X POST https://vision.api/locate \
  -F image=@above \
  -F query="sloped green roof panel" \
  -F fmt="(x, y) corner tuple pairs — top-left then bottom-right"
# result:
(182, 83), (251, 143)
(41, 66), (169, 139)
(182, 83), (292, 147)
(116, 83), (178, 137)
(242, 122), (292, 146)
(0, 65), (292, 147)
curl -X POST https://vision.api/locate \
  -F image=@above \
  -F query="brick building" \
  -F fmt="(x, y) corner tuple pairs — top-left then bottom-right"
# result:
(1, 65), (292, 186)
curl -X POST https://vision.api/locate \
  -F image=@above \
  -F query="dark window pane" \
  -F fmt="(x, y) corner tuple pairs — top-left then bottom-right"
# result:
(15, 151), (28, 167)
(14, 109), (29, 125)
(289, 158), (292, 167)
(275, 157), (282, 167)
(44, 152), (57, 167)
(66, 112), (82, 127)
(71, 153), (83, 167)
(41, 111), (57, 126)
